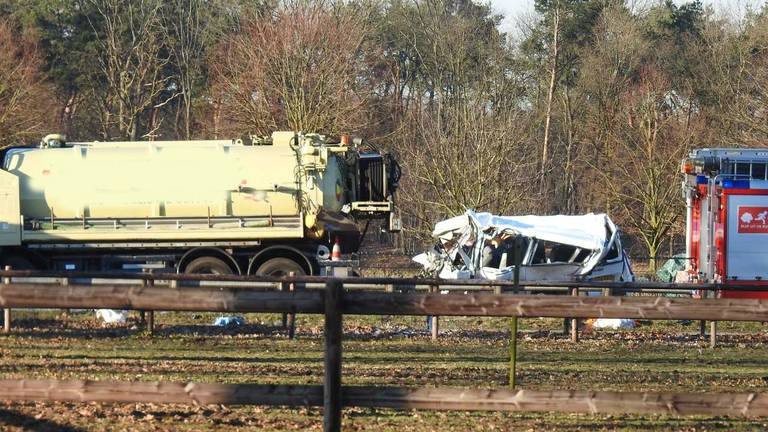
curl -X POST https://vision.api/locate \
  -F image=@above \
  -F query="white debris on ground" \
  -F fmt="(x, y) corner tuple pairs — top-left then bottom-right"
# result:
(95, 309), (127, 324)
(213, 316), (246, 327)
(587, 318), (636, 330)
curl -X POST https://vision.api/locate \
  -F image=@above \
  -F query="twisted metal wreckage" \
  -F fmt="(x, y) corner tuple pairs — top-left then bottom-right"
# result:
(414, 211), (634, 282)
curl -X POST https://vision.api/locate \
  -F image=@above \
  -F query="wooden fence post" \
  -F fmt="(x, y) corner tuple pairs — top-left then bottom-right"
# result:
(509, 317), (517, 388)
(146, 275), (155, 336)
(287, 272), (296, 339)
(141, 271), (155, 336)
(709, 289), (717, 348)
(139, 269), (148, 325)
(280, 278), (288, 329)
(570, 287), (579, 343)
(509, 236), (522, 388)
(61, 277), (70, 319)
(2, 265), (10, 333)
(324, 279), (343, 432)
(429, 285), (439, 340)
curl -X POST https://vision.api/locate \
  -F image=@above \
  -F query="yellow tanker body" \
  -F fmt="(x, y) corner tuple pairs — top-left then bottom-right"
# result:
(8, 139), (302, 220)
(0, 132), (400, 275)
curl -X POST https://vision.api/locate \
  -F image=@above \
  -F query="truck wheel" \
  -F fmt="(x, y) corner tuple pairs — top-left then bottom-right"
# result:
(183, 256), (234, 275)
(255, 258), (306, 277)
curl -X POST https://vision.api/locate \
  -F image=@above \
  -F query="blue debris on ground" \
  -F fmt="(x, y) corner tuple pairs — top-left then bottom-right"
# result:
(213, 316), (247, 327)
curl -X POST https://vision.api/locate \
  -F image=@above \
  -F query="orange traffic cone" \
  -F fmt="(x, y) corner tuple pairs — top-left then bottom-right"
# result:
(331, 237), (341, 261)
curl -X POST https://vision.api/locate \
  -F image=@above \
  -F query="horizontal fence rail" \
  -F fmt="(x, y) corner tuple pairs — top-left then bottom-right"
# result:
(1, 380), (767, 417)
(342, 292), (768, 321)
(1, 283), (766, 321)
(0, 283), (324, 313)
(0, 269), (766, 292)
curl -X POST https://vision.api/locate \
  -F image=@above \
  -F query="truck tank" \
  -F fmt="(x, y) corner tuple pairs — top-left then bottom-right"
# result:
(0, 131), (395, 245)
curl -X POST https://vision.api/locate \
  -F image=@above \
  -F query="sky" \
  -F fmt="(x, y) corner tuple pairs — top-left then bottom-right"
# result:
(489, 0), (768, 34)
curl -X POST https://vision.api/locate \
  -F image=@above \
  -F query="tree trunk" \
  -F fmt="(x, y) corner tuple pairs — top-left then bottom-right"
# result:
(562, 88), (575, 214)
(129, 115), (139, 141)
(540, 6), (560, 199)
(647, 239), (661, 273)
(184, 92), (192, 139)
(60, 92), (77, 138)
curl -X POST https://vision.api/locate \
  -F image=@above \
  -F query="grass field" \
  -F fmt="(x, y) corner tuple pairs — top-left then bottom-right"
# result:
(0, 310), (767, 431)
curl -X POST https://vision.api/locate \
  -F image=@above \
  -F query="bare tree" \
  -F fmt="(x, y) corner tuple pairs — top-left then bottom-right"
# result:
(0, 21), (58, 147)
(540, 4), (560, 191)
(577, 5), (650, 213)
(724, 14), (768, 146)
(209, 3), (371, 136)
(89, 0), (176, 140)
(375, 0), (531, 238)
(164, 0), (211, 139)
(398, 101), (536, 238)
(595, 68), (699, 270)
(167, 0), (202, 139)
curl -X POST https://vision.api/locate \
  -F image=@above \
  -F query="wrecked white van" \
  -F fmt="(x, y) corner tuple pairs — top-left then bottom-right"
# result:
(413, 211), (634, 282)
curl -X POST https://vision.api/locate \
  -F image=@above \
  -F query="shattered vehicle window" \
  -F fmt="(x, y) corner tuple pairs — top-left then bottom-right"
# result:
(532, 240), (591, 265)
(452, 250), (466, 267)
(439, 227), (476, 269)
(604, 237), (620, 261)
(481, 237), (531, 269)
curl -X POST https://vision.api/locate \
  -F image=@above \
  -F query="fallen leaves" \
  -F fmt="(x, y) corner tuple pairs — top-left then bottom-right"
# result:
(0, 314), (767, 430)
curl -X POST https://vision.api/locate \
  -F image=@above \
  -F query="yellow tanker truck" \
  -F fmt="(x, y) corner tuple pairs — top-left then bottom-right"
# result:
(0, 131), (400, 275)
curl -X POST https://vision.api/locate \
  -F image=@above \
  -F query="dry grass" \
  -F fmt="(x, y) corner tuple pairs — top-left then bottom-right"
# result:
(0, 311), (766, 430)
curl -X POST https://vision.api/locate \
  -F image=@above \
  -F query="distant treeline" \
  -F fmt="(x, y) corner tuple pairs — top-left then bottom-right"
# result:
(0, 0), (766, 264)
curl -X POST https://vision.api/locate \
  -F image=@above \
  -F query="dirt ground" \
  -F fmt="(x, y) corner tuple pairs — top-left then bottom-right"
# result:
(0, 311), (767, 431)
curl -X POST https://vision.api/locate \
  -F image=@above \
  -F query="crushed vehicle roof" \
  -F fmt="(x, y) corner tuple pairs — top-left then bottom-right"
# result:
(433, 211), (616, 251)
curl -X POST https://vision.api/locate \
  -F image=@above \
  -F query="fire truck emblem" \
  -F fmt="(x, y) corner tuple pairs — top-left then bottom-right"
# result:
(738, 207), (768, 233)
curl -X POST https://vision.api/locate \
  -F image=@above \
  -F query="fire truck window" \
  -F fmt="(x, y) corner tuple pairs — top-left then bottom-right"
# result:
(736, 162), (750, 176)
(751, 163), (766, 180)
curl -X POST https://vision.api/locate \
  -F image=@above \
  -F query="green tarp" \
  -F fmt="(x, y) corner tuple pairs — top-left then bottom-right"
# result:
(656, 253), (688, 282)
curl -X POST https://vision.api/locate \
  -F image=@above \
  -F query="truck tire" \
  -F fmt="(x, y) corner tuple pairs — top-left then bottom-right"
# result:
(183, 256), (234, 275)
(255, 257), (306, 277)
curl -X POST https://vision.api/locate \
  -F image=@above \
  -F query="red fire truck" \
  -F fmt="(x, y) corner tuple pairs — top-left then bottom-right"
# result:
(682, 148), (768, 298)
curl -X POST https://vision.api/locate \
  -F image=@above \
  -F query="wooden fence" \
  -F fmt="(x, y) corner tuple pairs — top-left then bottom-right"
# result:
(0, 273), (767, 431)
(3, 380), (767, 416)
